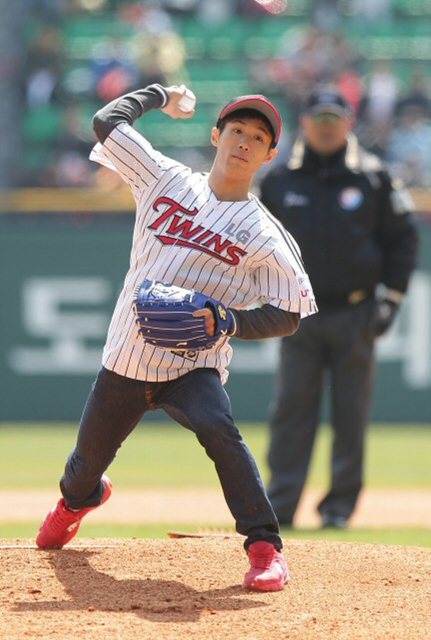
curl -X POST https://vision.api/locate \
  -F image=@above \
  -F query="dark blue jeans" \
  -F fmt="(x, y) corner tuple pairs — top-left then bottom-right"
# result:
(60, 366), (282, 550)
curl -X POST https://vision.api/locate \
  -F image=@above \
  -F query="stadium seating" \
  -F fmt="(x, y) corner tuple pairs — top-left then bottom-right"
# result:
(23, 7), (431, 183)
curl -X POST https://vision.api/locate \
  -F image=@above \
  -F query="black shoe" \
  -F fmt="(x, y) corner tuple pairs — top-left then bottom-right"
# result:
(320, 514), (348, 529)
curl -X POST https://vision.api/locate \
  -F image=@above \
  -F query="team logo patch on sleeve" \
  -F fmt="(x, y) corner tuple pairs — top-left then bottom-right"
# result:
(338, 187), (363, 211)
(296, 274), (313, 299)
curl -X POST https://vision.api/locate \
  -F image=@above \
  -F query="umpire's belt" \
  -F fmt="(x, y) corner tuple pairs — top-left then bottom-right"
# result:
(347, 289), (369, 304)
(318, 289), (372, 311)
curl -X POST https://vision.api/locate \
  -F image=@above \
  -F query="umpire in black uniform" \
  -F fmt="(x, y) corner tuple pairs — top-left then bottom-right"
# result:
(260, 86), (418, 529)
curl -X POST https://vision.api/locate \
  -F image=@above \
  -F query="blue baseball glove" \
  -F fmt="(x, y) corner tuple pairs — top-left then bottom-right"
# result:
(133, 280), (235, 351)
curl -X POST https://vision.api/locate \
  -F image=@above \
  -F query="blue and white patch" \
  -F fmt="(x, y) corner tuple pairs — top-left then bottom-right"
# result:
(339, 187), (363, 210)
(283, 191), (309, 207)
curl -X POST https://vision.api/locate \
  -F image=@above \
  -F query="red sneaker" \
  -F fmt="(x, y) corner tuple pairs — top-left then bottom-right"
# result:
(243, 541), (290, 591)
(36, 475), (112, 549)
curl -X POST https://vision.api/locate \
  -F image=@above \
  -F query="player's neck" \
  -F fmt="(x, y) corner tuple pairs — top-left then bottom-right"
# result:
(208, 168), (251, 202)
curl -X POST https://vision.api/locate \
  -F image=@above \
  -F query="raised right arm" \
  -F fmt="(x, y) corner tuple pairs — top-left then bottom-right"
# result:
(93, 85), (169, 143)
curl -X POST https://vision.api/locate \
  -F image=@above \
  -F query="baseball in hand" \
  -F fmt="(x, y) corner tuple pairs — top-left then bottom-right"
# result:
(178, 88), (196, 113)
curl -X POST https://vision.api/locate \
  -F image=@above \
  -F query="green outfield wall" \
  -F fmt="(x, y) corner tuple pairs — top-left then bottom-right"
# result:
(0, 211), (430, 423)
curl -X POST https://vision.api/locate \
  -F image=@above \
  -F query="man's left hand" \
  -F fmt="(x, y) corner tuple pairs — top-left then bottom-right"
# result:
(193, 308), (216, 336)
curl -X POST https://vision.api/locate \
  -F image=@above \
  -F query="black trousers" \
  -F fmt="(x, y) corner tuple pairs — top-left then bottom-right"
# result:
(267, 298), (377, 524)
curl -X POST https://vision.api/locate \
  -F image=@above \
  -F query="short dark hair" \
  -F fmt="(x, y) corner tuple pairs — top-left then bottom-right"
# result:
(217, 108), (276, 148)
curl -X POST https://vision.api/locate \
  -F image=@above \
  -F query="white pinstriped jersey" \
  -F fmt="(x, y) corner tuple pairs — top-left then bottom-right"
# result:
(90, 122), (317, 383)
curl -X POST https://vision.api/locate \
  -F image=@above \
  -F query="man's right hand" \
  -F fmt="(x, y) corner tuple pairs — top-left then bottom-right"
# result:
(162, 85), (196, 119)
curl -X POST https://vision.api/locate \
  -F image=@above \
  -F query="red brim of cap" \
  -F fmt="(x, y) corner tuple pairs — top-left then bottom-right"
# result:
(218, 96), (282, 145)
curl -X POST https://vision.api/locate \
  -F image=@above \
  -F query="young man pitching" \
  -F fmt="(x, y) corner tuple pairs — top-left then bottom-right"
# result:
(36, 83), (317, 591)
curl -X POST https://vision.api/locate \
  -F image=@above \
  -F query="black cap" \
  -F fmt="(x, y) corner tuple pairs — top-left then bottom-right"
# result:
(302, 86), (353, 118)
(217, 95), (282, 145)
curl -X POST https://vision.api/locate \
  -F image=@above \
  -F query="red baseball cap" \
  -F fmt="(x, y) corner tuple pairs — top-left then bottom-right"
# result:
(217, 95), (282, 146)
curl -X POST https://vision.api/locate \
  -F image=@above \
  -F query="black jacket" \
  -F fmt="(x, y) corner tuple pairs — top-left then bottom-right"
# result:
(260, 135), (418, 306)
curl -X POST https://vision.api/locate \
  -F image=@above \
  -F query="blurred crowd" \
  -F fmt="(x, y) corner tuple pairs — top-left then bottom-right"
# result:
(21, 0), (431, 189)
(256, 26), (431, 187)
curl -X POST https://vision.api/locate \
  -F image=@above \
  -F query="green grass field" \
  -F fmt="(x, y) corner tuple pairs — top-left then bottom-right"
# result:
(1, 522), (430, 548)
(0, 422), (430, 546)
(0, 422), (429, 489)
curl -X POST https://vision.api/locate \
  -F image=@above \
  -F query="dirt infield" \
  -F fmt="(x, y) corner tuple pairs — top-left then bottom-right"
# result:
(1, 538), (430, 640)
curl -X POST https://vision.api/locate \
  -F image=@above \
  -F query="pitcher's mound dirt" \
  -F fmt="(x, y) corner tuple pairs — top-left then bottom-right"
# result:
(1, 538), (430, 640)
